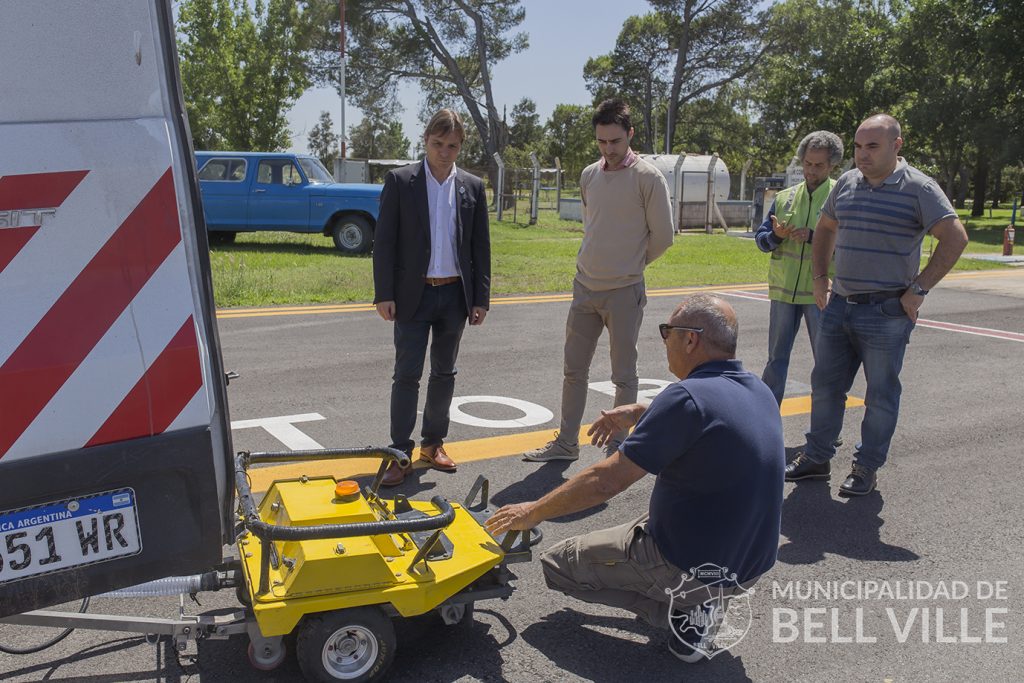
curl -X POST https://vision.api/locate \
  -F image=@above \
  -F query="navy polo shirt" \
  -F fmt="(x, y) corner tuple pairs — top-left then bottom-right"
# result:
(620, 360), (784, 583)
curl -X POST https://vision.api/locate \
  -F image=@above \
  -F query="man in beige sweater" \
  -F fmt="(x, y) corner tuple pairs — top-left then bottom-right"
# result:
(525, 99), (674, 462)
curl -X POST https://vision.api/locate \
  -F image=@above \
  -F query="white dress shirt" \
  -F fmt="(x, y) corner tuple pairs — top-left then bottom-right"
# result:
(424, 161), (459, 278)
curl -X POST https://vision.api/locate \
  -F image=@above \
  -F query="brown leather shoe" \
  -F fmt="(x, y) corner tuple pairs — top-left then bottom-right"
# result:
(381, 460), (412, 487)
(419, 444), (457, 472)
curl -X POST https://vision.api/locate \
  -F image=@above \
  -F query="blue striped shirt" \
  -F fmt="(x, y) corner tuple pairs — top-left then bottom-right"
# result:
(821, 159), (955, 296)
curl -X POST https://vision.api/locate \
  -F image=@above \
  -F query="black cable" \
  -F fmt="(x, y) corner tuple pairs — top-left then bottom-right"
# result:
(0, 596), (90, 655)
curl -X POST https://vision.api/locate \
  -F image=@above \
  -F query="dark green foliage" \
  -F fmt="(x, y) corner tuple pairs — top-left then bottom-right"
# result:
(178, 0), (312, 151)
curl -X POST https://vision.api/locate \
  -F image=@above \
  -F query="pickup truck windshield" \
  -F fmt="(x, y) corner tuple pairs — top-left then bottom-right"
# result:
(298, 157), (335, 185)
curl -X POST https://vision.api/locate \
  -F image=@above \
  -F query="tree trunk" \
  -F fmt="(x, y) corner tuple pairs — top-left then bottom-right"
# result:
(943, 165), (957, 200)
(955, 164), (969, 209)
(665, 3), (693, 154)
(991, 165), (1002, 209)
(971, 153), (988, 217)
(643, 78), (654, 154)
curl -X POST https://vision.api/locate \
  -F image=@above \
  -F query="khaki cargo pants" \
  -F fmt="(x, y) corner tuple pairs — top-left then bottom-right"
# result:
(540, 515), (683, 628)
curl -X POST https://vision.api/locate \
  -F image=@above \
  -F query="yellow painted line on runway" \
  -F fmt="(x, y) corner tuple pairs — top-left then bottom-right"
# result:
(246, 394), (865, 492)
(216, 283), (770, 320)
(780, 394), (863, 416)
(218, 303), (376, 318)
(223, 303), (375, 315)
(216, 268), (1024, 320)
(945, 269), (1024, 281)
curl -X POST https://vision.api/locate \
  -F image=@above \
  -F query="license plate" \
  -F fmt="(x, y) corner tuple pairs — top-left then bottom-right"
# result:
(0, 489), (142, 585)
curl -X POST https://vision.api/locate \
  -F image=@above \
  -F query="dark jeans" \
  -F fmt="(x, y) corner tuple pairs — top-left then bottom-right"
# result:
(389, 283), (467, 454)
(803, 294), (915, 471)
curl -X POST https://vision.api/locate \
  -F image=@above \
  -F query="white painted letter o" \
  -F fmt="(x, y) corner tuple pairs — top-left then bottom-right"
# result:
(449, 396), (553, 429)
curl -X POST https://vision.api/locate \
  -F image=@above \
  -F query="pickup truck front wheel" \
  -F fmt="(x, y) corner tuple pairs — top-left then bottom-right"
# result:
(331, 216), (372, 254)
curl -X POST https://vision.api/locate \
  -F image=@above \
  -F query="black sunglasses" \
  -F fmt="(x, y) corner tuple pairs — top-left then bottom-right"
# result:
(659, 323), (704, 340)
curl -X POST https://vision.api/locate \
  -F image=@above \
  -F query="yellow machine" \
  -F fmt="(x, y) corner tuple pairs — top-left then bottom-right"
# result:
(1, 447), (537, 682)
(233, 448), (539, 682)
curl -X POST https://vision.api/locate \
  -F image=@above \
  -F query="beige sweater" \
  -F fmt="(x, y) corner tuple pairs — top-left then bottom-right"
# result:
(576, 156), (674, 291)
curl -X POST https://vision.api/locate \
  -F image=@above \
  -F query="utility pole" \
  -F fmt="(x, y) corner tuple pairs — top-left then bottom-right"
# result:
(339, 0), (347, 162)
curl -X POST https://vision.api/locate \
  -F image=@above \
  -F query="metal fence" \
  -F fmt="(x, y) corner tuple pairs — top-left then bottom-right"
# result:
(492, 153), (562, 225)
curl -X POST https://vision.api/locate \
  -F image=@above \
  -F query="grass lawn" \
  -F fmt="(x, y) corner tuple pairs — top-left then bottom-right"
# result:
(957, 207), (1018, 253)
(209, 212), (1010, 308)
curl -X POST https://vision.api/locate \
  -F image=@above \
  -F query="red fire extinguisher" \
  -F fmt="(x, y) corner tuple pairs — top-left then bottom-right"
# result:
(1004, 225), (1015, 256)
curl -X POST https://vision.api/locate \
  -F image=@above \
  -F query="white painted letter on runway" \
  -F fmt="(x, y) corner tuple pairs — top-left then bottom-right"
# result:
(231, 413), (325, 450)
(449, 396), (553, 429)
(589, 379), (672, 402)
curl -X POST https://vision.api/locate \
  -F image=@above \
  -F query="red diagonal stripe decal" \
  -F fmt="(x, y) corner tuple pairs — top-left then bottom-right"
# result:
(86, 317), (202, 448)
(0, 168), (180, 459)
(0, 225), (40, 273)
(0, 170), (88, 211)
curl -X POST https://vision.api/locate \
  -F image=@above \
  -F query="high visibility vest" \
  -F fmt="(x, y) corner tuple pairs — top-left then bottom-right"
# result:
(767, 178), (835, 304)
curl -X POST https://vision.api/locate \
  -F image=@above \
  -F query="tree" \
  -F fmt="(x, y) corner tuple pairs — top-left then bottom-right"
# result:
(583, 13), (672, 153)
(747, 0), (899, 168)
(985, 0), (1024, 207)
(348, 116), (411, 160)
(890, 0), (1023, 211)
(335, 0), (527, 188)
(508, 98), (542, 150)
(673, 86), (764, 192)
(543, 104), (595, 182)
(308, 110), (339, 169)
(649, 0), (770, 155)
(177, 0), (312, 151)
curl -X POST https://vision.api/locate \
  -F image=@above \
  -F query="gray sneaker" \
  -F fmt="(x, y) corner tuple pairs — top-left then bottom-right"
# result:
(523, 435), (580, 462)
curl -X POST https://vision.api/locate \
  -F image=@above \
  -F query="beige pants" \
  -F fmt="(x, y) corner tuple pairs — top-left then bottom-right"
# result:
(559, 279), (647, 445)
(540, 515), (683, 628)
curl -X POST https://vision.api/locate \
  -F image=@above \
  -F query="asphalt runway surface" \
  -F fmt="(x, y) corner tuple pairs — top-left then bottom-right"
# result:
(2, 270), (1023, 682)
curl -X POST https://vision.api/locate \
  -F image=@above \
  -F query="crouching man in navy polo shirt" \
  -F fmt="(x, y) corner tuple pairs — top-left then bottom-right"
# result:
(486, 294), (784, 662)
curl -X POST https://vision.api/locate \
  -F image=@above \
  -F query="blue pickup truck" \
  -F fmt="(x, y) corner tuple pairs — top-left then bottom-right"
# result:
(195, 151), (382, 253)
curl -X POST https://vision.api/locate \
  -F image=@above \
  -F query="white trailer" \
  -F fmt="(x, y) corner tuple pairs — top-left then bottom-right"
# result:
(0, 0), (234, 617)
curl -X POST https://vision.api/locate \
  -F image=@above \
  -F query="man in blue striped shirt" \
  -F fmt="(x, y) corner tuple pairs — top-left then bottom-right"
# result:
(785, 114), (968, 496)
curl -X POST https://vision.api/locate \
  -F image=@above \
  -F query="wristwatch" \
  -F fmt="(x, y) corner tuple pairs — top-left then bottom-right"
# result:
(908, 281), (929, 296)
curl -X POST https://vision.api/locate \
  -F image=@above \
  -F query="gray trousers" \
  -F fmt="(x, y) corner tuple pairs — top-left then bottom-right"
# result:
(559, 280), (646, 445)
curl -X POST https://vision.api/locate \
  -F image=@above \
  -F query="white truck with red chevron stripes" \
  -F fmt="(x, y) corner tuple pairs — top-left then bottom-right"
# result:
(0, 4), (533, 680)
(0, 1), (233, 615)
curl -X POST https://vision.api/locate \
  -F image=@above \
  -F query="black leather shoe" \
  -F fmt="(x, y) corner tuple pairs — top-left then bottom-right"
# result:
(784, 452), (831, 481)
(839, 464), (876, 496)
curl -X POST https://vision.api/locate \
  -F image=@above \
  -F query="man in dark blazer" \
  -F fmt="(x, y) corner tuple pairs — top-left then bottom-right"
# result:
(373, 108), (491, 486)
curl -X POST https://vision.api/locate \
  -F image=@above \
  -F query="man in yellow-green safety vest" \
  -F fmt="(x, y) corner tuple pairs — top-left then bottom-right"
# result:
(754, 131), (844, 404)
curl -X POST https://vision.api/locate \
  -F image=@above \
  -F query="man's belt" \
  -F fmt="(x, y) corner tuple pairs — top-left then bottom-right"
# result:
(838, 290), (904, 304)
(424, 276), (460, 286)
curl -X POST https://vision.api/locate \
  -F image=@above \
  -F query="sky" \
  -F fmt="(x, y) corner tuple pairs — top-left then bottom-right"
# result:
(286, 0), (655, 155)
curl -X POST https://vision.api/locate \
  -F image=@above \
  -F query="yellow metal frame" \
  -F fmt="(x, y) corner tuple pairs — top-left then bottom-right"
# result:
(237, 476), (504, 637)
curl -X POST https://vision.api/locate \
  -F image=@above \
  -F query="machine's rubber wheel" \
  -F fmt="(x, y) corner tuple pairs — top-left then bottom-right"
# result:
(331, 216), (372, 254)
(247, 639), (286, 671)
(457, 601), (475, 625)
(208, 231), (236, 246)
(296, 607), (395, 682)
(438, 601), (475, 626)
